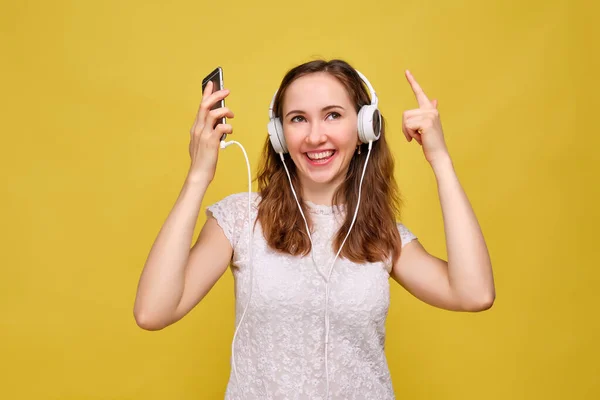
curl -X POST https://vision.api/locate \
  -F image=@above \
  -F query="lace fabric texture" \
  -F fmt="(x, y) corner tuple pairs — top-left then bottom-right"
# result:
(206, 192), (417, 400)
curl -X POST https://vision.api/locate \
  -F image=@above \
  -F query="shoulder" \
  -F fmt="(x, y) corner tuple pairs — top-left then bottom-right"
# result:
(214, 191), (260, 204)
(206, 191), (260, 212)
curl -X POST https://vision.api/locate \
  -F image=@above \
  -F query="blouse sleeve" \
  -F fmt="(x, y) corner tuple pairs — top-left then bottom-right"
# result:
(205, 192), (256, 249)
(397, 222), (417, 248)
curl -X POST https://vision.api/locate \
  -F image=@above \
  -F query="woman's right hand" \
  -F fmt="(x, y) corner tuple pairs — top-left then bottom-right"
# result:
(187, 81), (234, 184)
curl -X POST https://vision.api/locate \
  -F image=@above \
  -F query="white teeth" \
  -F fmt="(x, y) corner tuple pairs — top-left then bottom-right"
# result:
(307, 150), (334, 160)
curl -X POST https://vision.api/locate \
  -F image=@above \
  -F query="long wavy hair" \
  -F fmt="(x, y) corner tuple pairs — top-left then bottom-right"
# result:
(256, 59), (404, 264)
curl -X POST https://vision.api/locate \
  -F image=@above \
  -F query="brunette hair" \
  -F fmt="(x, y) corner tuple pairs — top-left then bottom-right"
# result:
(256, 59), (404, 264)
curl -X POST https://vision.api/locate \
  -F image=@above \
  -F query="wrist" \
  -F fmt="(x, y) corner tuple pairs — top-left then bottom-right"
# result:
(428, 152), (454, 173)
(184, 172), (212, 189)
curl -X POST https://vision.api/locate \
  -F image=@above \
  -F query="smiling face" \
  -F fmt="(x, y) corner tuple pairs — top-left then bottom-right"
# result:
(281, 72), (361, 197)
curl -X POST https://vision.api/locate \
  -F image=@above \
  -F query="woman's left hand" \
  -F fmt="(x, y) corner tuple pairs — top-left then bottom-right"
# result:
(401, 70), (450, 164)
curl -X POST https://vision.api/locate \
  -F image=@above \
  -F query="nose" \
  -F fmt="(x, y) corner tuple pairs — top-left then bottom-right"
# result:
(305, 121), (326, 147)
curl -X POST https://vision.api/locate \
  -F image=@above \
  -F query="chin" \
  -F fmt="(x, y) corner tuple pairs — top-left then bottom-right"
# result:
(304, 173), (338, 185)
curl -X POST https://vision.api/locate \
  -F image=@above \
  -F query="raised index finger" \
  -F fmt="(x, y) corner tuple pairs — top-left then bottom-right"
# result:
(405, 69), (432, 108)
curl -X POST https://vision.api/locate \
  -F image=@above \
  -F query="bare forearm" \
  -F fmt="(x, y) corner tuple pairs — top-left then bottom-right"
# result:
(134, 177), (210, 327)
(431, 155), (495, 308)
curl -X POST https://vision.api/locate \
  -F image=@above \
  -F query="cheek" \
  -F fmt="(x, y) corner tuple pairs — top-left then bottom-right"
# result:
(334, 123), (359, 149)
(283, 125), (304, 150)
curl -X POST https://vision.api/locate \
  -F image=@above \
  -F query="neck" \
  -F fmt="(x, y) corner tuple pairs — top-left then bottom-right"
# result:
(298, 177), (345, 206)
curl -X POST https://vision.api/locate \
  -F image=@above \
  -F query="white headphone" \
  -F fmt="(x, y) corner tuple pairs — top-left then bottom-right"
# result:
(267, 69), (382, 153)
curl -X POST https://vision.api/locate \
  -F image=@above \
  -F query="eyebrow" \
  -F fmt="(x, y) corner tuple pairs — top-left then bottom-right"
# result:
(285, 105), (345, 118)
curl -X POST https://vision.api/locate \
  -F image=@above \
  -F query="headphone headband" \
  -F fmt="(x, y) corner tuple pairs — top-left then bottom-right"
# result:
(355, 70), (378, 108)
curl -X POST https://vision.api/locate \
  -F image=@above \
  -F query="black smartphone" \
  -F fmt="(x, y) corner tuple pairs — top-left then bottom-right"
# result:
(201, 66), (227, 140)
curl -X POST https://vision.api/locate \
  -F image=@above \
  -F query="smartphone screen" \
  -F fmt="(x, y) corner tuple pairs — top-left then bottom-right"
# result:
(201, 67), (227, 140)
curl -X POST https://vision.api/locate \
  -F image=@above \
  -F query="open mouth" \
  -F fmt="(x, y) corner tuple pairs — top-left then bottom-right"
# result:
(305, 150), (336, 165)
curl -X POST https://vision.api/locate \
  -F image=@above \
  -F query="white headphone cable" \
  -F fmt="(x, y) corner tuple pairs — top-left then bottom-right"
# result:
(219, 139), (253, 400)
(221, 138), (373, 400)
(279, 141), (373, 399)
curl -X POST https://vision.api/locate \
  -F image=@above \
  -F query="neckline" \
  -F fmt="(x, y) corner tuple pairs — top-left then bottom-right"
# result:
(304, 200), (346, 216)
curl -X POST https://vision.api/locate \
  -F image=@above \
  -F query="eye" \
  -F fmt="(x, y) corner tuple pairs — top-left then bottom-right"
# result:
(290, 115), (306, 123)
(326, 112), (341, 120)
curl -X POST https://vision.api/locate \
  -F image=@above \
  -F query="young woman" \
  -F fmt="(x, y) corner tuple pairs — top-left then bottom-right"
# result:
(134, 59), (495, 399)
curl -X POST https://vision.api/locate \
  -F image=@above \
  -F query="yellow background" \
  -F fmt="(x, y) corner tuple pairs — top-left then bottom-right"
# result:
(1, 0), (598, 398)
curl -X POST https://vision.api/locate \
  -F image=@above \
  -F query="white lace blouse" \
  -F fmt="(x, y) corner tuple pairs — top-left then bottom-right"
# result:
(206, 192), (417, 400)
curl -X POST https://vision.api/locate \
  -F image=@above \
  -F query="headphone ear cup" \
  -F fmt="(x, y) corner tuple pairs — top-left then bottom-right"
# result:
(357, 105), (382, 143)
(267, 117), (288, 154)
